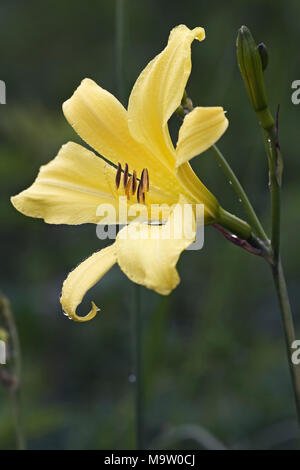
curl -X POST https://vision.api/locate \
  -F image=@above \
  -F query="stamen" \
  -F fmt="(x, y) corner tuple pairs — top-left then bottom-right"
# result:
(141, 168), (149, 192)
(125, 176), (132, 200)
(137, 179), (143, 204)
(123, 163), (129, 188)
(115, 162), (122, 189)
(132, 170), (137, 195)
(115, 163), (149, 204)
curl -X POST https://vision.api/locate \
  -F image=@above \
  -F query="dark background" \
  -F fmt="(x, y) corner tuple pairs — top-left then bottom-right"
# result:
(0, 0), (299, 449)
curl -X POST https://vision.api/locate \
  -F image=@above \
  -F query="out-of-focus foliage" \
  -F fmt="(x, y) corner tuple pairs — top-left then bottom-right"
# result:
(0, 0), (299, 449)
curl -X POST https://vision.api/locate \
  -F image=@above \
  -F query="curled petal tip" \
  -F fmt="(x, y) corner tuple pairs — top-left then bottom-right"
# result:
(60, 246), (116, 324)
(193, 26), (206, 41)
(63, 301), (100, 323)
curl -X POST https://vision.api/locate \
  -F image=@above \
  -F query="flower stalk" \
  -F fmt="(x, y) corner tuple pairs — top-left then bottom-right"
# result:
(115, 0), (125, 105)
(115, 0), (144, 450)
(217, 207), (251, 240)
(176, 92), (268, 248)
(263, 121), (300, 427)
(262, 124), (281, 263)
(133, 285), (144, 450)
(272, 260), (300, 425)
(237, 25), (300, 430)
(210, 144), (269, 243)
(0, 293), (25, 450)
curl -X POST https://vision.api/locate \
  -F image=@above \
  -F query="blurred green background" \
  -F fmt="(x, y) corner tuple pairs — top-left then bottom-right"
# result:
(0, 0), (299, 450)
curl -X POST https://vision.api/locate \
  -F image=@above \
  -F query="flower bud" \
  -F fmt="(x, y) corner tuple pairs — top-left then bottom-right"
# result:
(257, 42), (268, 71)
(237, 26), (274, 129)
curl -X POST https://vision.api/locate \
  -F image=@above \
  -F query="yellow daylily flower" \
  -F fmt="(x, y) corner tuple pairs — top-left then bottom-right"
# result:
(11, 24), (229, 322)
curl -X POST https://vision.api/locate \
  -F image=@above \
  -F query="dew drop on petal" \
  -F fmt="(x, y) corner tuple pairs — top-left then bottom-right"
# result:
(128, 374), (136, 383)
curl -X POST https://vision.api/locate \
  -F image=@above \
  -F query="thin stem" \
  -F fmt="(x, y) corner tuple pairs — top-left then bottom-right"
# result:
(260, 117), (300, 430)
(115, 0), (144, 449)
(134, 285), (144, 450)
(115, 0), (125, 104)
(217, 207), (251, 240)
(210, 144), (269, 242)
(2, 297), (21, 381)
(10, 389), (26, 450)
(272, 260), (300, 427)
(0, 294), (26, 450)
(262, 126), (280, 263)
(178, 97), (268, 243)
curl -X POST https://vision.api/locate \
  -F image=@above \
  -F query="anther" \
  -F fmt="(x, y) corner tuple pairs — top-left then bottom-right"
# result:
(123, 163), (129, 188)
(141, 168), (149, 192)
(115, 162), (122, 189)
(115, 164), (149, 204)
(144, 168), (149, 191)
(125, 176), (132, 200)
(137, 179), (143, 204)
(132, 170), (137, 195)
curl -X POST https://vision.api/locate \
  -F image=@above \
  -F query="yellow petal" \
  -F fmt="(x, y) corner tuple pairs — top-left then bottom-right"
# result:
(176, 107), (229, 167)
(63, 78), (181, 195)
(11, 142), (117, 224)
(116, 206), (195, 295)
(176, 163), (219, 222)
(128, 25), (205, 169)
(60, 245), (117, 322)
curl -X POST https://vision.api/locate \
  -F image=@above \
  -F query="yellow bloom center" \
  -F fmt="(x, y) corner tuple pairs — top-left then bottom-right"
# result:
(115, 162), (150, 204)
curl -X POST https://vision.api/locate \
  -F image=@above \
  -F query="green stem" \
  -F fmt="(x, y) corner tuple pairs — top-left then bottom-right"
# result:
(262, 126), (280, 263)
(134, 285), (144, 450)
(115, 0), (144, 449)
(260, 118), (300, 430)
(179, 96), (268, 243)
(0, 294), (26, 450)
(210, 144), (269, 242)
(10, 389), (26, 450)
(272, 260), (300, 427)
(115, 0), (125, 104)
(217, 207), (251, 240)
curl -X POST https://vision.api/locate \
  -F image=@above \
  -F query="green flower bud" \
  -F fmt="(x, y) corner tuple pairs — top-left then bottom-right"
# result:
(257, 42), (268, 71)
(237, 26), (274, 129)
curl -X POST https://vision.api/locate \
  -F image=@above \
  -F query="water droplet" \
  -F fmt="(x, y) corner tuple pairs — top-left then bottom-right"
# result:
(238, 198), (242, 203)
(229, 180), (232, 185)
(128, 374), (136, 383)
